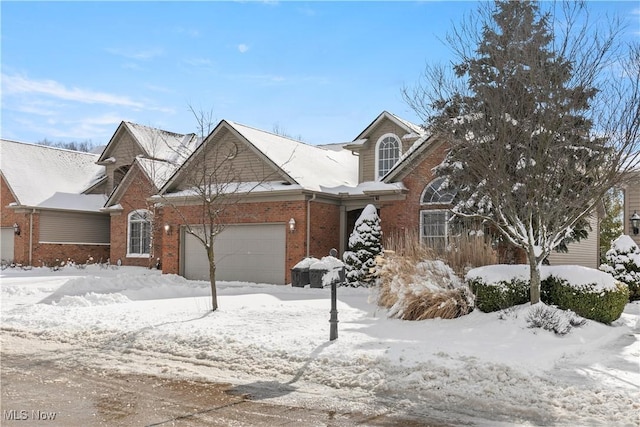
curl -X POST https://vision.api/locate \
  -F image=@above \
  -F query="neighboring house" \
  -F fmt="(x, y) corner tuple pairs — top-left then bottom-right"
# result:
(0, 140), (109, 266)
(622, 171), (640, 246)
(97, 121), (200, 267)
(1, 111), (600, 281)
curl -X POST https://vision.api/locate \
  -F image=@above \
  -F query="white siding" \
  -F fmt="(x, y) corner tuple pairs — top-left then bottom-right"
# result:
(547, 215), (599, 269)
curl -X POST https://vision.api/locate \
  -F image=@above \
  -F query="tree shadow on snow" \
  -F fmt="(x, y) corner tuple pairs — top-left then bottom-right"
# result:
(225, 340), (335, 401)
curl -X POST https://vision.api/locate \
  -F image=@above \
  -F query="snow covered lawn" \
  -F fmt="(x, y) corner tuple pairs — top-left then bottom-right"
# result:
(1, 266), (639, 426)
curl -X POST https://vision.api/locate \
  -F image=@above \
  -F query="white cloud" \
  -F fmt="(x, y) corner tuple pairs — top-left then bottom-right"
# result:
(2, 74), (145, 109)
(105, 47), (164, 61)
(238, 44), (250, 53)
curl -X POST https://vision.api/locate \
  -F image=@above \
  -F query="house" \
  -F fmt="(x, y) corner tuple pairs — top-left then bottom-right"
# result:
(1, 111), (600, 280)
(0, 140), (109, 266)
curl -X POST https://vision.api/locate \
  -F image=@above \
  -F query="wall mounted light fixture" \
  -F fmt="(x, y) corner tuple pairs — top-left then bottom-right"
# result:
(164, 224), (171, 235)
(631, 211), (640, 235)
(288, 218), (296, 233)
(13, 223), (20, 236)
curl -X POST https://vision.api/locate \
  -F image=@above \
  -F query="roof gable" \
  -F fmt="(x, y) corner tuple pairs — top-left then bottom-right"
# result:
(162, 120), (358, 194)
(98, 121), (200, 166)
(350, 111), (426, 146)
(0, 139), (106, 207)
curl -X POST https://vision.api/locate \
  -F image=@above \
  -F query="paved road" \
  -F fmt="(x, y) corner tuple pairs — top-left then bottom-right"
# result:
(1, 353), (451, 427)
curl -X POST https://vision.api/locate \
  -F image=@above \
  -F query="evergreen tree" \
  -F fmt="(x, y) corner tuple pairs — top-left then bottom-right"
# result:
(405, 0), (639, 304)
(599, 188), (624, 264)
(343, 204), (382, 287)
(599, 235), (640, 301)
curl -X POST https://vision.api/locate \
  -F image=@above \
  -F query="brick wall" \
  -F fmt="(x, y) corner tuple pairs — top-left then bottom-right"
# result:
(2, 175), (110, 265)
(380, 142), (449, 239)
(160, 197), (334, 284)
(109, 165), (160, 268)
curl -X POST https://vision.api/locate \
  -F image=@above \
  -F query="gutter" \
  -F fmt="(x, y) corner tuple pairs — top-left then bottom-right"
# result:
(306, 193), (317, 257)
(29, 209), (35, 265)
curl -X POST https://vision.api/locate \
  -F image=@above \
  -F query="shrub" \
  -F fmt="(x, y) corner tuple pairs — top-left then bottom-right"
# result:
(377, 251), (473, 320)
(599, 234), (640, 301)
(466, 265), (530, 312)
(541, 274), (629, 324)
(525, 304), (586, 335)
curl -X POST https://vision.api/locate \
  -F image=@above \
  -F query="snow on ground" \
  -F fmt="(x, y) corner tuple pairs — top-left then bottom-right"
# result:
(1, 265), (639, 426)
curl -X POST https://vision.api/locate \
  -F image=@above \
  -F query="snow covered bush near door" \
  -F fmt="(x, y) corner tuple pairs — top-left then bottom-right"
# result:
(343, 204), (383, 287)
(599, 234), (640, 301)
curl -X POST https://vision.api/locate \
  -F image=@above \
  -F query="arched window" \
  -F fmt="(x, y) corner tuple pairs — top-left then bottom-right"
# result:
(375, 134), (401, 179)
(127, 209), (152, 257)
(421, 177), (457, 205)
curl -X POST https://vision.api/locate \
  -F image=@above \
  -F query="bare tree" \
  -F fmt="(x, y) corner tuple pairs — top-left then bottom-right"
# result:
(404, 1), (640, 303)
(157, 107), (293, 311)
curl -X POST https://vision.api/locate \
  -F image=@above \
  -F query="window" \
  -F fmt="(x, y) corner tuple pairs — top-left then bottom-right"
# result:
(421, 177), (457, 205)
(128, 210), (152, 257)
(420, 210), (448, 250)
(375, 134), (401, 179)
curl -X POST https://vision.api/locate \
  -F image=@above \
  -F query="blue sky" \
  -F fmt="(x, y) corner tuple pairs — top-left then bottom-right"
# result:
(2, 1), (639, 146)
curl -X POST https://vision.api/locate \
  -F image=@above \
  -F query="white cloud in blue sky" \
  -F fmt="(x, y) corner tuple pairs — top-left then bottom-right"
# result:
(1, 1), (637, 145)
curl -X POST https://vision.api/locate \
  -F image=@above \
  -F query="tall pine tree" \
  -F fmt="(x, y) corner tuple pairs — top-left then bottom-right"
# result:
(406, 1), (639, 304)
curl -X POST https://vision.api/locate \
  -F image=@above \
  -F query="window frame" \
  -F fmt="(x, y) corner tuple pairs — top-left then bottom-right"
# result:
(421, 177), (457, 205)
(374, 133), (402, 179)
(127, 209), (152, 258)
(420, 209), (449, 249)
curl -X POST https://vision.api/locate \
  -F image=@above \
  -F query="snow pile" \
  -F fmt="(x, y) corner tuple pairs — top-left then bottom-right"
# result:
(1, 266), (639, 426)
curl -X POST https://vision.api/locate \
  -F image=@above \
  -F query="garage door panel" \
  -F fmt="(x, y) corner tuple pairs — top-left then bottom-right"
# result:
(1, 228), (15, 262)
(183, 224), (285, 285)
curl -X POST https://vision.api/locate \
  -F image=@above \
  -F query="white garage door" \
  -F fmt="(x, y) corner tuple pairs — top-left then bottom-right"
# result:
(183, 224), (286, 285)
(1, 228), (15, 262)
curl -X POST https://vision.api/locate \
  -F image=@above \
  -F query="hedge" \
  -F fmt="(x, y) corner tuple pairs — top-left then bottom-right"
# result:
(466, 265), (629, 324)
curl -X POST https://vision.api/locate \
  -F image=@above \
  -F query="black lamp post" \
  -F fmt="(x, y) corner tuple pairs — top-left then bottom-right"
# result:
(328, 248), (342, 341)
(631, 211), (640, 235)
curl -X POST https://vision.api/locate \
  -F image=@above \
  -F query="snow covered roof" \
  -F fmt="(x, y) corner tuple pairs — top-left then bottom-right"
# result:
(98, 121), (200, 165)
(0, 139), (106, 208)
(38, 192), (108, 212)
(351, 111), (427, 144)
(223, 120), (359, 191)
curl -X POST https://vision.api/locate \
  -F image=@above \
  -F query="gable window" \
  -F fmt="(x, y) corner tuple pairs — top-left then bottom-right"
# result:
(420, 210), (448, 250)
(128, 210), (152, 257)
(375, 134), (401, 179)
(421, 177), (457, 205)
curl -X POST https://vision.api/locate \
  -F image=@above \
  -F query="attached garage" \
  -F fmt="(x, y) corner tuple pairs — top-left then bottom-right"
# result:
(1, 227), (14, 262)
(182, 223), (286, 285)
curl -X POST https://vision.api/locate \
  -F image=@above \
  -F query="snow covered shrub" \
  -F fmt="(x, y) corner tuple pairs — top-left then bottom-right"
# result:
(541, 274), (629, 324)
(525, 304), (586, 335)
(343, 204), (383, 287)
(599, 235), (640, 301)
(466, 267), (530, 313)
(377, 251), (473, 320)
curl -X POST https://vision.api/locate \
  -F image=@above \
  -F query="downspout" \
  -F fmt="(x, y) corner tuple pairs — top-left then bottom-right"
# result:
(29, 209), (35, 265)
(306, 193), (316, 257)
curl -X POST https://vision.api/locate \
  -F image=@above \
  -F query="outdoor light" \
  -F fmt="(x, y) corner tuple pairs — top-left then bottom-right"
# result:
(13, 223), (20, 236)
(288, 218), (296, 233)
(631, 211), (640, 235)
(164, 224), (171, 235)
